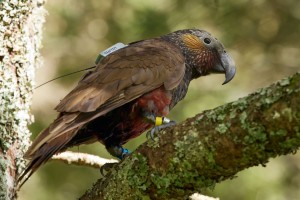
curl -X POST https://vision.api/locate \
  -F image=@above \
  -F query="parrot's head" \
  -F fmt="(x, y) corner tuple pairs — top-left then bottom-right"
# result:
(163, 29), (236, 84)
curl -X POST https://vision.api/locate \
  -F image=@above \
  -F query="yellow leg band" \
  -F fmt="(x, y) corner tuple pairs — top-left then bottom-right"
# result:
(155, 117), (163, 126)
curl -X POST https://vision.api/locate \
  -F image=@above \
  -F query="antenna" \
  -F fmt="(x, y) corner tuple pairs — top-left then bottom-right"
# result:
(35, 66), (96, 89)
(35, 42), (128, 89)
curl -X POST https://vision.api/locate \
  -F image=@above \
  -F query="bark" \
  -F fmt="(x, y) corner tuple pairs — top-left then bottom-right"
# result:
(0, 0), (45, 199)
(80, 71), (300, 200)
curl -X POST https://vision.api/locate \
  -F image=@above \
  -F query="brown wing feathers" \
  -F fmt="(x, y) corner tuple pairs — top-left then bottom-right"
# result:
(55, 40), (184, 113)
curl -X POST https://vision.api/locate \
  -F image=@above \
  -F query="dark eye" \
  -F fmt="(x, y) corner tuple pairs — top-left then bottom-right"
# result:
(204, 38), (211, 44)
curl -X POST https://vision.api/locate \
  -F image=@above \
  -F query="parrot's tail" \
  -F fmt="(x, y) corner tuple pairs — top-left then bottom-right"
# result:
(17, 127), (79, 189)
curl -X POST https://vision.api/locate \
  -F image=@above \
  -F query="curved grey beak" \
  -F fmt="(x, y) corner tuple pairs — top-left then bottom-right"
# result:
(212, 51), (236, 85)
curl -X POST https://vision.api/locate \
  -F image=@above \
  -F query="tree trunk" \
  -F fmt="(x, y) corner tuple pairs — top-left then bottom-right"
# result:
(80, 71), (300, 200)
(0, 0), (45, 199)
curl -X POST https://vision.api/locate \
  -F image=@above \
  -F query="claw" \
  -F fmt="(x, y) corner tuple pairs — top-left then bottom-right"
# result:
(147, 120), (176, 140)
(143, 112), (176, 140)
(118, 148), (130, 160)
(106, 145), (131, 160)
(100, 162), (118, 176)
(146, 126), (158, 140)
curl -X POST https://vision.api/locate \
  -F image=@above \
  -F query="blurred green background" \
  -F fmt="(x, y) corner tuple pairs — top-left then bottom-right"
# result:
(19, 0), (300, 199)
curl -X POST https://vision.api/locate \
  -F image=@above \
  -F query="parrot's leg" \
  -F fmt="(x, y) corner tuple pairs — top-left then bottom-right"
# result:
(144, 112), (176, 140)
(106, 145), (130, 160)
(100, 145), (130, 175)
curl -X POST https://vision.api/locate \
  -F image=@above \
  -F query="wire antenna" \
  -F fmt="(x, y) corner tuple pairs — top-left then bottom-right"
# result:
(35, 66), (96, 89)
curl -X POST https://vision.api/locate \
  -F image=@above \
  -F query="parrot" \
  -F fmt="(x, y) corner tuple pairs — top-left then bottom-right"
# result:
(18, 28), (236, 185)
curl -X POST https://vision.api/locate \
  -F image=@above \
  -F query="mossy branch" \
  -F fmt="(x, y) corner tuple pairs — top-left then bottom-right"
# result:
(80, 71), (300, 200)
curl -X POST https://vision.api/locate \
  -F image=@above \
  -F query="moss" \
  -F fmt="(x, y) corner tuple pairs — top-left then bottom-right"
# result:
(145, 136), (160, 149)
(239, 111), (248, 129)
(245, 125), (267, 143)
(281, 108), (292, 122)
(279, 137), (300, 153)
(151, 172), (176, 191)
(169, 129), (219, 192)
(127, 153), (150, 190)
(229, 110), (237, 119)
(215, 123), (228, 134)
(270, 129), (287, 137)
(100, 153), (152, 199)
(217, 114), (225, 121)
(0, 156), (7, 198)
(272, 111), (280, 119)
(279, 77), (290, 86)
(231, 98), (248, 111)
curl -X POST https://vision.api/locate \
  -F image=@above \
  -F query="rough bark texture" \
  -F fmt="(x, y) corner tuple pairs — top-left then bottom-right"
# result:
(0, 0), (45, 199)
(80, 71), (300, 200)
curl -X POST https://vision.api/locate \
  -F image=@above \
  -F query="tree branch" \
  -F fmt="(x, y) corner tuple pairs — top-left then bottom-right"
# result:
(51, 151), (118, 168)
(80, 72), (300, 200)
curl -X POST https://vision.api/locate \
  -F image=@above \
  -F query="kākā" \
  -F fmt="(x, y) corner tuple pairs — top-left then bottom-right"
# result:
(19, 28), (236, 184)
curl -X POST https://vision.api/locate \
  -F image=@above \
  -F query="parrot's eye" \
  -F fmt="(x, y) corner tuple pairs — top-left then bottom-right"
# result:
(204, 38), (211, 44)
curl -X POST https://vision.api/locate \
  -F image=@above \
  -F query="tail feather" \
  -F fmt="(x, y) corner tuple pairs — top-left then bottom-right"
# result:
(18, 111), (100, 188)
(18, 127), (79, 188)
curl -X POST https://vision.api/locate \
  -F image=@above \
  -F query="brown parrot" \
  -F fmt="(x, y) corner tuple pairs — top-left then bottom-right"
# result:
(19, 29), (236, 184)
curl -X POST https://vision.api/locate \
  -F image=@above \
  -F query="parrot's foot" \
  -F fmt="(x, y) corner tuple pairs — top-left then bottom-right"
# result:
(106, 145), (131, 160)
(100, 162), (118, 176)
(145, 114), (176, 140)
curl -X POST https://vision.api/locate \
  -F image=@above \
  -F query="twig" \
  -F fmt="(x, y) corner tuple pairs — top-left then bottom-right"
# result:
(51, 151), (118, 168)
(190, 193), (219, 200)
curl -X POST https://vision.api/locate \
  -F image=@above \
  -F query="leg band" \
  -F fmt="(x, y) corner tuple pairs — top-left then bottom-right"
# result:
(155, 117), (163, 126)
